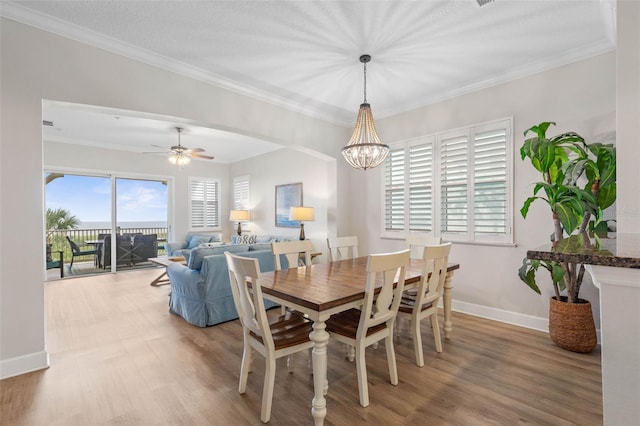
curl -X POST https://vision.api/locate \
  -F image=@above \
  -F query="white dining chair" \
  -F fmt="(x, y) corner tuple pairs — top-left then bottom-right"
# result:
(397, 242), (451, 367)
(271, 240), (314, 315)
(405, 234), (441, 260)
(225, 252), (314, 423)
(326, 235), (359, 262)
(271, 240), (313, 270)
(325, 249), (410, 407)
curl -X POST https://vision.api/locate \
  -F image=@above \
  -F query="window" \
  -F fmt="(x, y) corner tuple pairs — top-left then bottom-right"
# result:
(232, 175), (250, 211)
(382, 118), (512, 244)
(189, 177), (220, 229)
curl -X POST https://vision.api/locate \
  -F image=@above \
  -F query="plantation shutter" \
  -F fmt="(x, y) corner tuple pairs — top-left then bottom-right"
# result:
(384, 148), (405, 231)
(408, 143), (433, 232)
(190, 178), (219, 228)
(233, 175), (250, 211)
(440, 134), (468, 234)
(474, 127), (508, 236)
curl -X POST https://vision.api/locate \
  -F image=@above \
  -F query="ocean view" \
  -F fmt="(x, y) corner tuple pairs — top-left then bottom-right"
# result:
(78, 221), (167, 230)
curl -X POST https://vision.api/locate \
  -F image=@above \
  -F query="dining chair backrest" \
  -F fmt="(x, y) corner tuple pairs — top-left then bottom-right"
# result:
(360, 249), (411, 333)
(225, 252), (274, 351)
(415, 243), (451, 307)
(326, 236), (359, 262)
(271, 239), (313, 270)
(406, 234), (441, 260)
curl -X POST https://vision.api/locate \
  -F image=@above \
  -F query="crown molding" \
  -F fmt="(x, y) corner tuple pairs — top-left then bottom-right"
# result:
(379, 38), (616, 120)
(1, 1), (617, 126)
(0, 2), (352, 126)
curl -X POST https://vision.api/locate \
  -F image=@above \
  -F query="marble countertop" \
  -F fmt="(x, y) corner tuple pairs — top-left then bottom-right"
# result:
(527, 233), (640, 269)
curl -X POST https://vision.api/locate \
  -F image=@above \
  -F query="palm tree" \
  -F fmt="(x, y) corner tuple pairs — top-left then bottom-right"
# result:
(46, 208), (79, 260)
(46, 208), (79, 231)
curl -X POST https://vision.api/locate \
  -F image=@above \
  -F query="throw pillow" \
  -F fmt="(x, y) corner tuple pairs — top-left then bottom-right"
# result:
(199, 242), (225, 248)
(236, 234), (257, 245)
(187, 235), (212, 249)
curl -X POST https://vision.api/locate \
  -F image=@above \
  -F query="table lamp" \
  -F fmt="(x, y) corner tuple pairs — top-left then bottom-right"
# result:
(289, 206), (315, 240)
(229, 209), (250, 236)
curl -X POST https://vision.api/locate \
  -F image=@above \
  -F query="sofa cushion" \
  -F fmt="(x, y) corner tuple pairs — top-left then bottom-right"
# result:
(248, 243), (273, 252)
(188, 244), (250, 270)
(254, 235), (276, 243)
(187, 235), (214, 249)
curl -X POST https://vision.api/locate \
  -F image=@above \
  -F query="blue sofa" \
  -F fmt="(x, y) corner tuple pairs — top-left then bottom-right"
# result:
(165, 231), (224, 258)
(167, 244), (289, 327)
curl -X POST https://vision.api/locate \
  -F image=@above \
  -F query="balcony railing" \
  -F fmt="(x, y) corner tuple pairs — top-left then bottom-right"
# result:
(46, 227), (168, 264)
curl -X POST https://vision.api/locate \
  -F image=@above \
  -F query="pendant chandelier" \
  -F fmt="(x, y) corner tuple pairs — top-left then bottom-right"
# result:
(341, 54), (390, 171)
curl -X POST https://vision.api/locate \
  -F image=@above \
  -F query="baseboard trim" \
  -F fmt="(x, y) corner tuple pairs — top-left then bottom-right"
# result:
(0, 350), (49, 380)
(451, 299), (549, 332)
(449, 299), (602, 343)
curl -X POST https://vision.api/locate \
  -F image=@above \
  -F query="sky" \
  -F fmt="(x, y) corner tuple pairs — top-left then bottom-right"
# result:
(46, 174), (168, 223)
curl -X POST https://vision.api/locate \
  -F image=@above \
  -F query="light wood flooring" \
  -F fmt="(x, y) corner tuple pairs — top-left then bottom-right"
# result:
(1, 269), (602, 425)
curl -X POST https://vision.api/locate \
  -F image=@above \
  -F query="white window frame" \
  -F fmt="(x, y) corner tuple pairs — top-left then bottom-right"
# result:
(189, 176), (220, 230)
(232, 175), (250, 230)
(381, 117), (513, 245)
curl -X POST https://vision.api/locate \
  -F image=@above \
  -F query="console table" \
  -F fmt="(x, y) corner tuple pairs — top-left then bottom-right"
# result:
(527, 233), (640, 426)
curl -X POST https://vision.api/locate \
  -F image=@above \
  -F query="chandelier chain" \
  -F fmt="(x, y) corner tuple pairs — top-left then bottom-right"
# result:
(363, 60), (367, 103)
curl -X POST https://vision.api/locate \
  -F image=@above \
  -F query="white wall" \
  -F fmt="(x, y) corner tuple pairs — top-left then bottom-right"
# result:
(0, 19), (346, 379)
(617, 0), (640, 234)
(230, 147), (334, 263)
(352, 52), (616, 330)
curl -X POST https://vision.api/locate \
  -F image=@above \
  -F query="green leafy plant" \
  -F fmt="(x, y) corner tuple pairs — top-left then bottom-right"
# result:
(518, 122), (616, 302)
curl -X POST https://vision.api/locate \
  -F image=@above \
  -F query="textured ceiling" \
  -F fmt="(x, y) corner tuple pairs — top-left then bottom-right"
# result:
(2, 0), (616, 161)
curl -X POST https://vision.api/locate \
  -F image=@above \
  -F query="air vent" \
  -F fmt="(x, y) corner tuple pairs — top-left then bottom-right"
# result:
(477, 0), (494, 5)
(42, 120), (54, 126)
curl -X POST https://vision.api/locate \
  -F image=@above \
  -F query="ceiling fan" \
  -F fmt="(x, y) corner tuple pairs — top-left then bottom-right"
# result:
(147, 127), (214, 166)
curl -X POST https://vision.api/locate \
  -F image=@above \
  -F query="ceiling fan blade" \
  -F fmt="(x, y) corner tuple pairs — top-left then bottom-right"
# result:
(150, 144), (171, 151)
(189, 147), (205, 153)
(189, 152), (214, 160)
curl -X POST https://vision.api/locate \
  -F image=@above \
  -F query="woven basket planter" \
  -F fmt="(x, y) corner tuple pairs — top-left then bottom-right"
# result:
(548, 296), (597, 353)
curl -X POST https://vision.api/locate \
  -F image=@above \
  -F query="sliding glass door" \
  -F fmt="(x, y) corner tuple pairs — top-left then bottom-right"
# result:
(114, 178), (168, 272)
(44, 171), (169, 279)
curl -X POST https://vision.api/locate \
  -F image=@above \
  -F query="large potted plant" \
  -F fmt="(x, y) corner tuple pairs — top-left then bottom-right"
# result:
(518, 122), (616, 353)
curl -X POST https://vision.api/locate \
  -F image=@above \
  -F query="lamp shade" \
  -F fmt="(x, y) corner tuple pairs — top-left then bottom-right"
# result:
(288, 206), (315, 222)
(229, 209), (250, 221)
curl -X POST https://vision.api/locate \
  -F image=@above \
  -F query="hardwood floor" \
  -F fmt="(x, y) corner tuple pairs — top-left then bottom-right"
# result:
(1, 269), (602, 425)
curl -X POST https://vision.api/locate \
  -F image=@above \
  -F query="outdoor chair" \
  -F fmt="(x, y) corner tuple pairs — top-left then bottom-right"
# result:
(131, 234), (158, 264)
(65, 236), (98, 268)
(46, 250), (64, 278)
(101, 235), (133, 268)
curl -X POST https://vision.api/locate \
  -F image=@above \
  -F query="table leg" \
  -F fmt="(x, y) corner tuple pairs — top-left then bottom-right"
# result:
(310, 319), (329, 426)
(150, 269), (170, 286)
(443, 271), (453, 339)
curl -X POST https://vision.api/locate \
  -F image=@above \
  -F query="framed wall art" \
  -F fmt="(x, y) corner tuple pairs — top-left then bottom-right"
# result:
(275, 182), (303, 227)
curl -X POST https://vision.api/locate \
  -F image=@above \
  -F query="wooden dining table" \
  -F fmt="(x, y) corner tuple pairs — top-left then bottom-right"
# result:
(259, 256), (460, 425)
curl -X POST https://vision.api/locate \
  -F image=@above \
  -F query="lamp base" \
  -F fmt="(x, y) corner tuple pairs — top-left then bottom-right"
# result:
(299, 223), (305, 240)
(237, 222), (242, 236)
